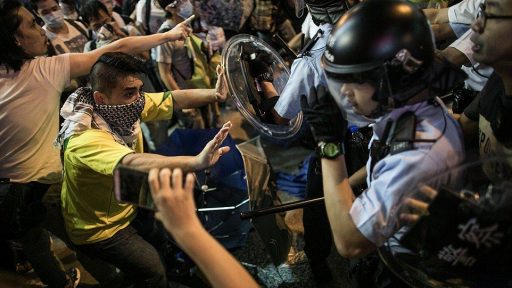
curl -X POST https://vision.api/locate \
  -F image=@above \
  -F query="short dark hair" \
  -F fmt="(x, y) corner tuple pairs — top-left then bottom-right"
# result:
(89, 52), (147, 95)
(79, 0), (108, 25)
(30, 0), (57, 12)
(0, 0), (26, 71)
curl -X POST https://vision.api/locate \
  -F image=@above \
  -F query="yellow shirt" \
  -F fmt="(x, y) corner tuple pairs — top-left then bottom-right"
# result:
(61, 91), (173, 245)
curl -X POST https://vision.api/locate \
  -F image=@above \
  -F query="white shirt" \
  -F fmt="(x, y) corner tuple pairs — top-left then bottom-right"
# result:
(135, 0), (165, 34)
(0, 55), (70, 183)
(43, 21), (88, 54)
(448, 0), (483, 24)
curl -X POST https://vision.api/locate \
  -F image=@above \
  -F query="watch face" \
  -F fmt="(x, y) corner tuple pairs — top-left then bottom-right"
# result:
(324, 142), (340, 158)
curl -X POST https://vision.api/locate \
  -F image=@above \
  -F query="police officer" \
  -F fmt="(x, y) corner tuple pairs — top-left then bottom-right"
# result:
(245, 0), (374, 282)
(300, 0), (466, 286)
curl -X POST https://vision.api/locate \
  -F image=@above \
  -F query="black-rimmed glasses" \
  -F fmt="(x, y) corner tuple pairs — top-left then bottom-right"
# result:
(477, 3), (512, 30)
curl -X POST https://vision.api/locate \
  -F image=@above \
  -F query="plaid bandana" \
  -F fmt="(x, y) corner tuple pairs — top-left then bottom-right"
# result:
(55, 87), (143, 149)
(94, 94), (145, 137)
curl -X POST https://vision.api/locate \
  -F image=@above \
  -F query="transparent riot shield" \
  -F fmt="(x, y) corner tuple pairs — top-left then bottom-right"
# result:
(222, 34), (303, 140)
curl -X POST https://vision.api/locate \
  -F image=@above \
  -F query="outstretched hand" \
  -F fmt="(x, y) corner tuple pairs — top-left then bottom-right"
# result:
(400, 185), (438, 224)
(214, 65), (229, 102)
(165, 22), (192, 41)
(148, 168), (201, 238)
(195, 122), (232, 170)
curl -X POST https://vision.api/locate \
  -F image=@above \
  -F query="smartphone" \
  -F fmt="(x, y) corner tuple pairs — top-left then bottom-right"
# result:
(114, 165), (154, 210)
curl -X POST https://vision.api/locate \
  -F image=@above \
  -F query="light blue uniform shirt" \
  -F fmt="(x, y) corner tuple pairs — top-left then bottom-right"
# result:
(349, 99), (465, 247)
(274, 24), (332, 120)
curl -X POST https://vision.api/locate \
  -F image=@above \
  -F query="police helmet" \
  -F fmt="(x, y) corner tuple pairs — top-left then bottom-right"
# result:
(322, 0), (464, 117)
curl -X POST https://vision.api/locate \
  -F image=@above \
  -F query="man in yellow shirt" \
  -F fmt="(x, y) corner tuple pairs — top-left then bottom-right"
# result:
(56, 51), (231, 287)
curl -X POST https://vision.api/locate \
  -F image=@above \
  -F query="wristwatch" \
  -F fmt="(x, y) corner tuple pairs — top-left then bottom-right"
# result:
(317, 141), (344, 159)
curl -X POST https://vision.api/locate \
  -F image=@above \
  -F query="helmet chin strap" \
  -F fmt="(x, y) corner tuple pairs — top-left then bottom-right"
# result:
(369, 62), (434, 118)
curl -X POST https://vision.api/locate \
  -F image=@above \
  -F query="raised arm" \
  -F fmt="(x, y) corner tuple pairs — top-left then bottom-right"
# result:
(69, 23), (192, 79)
(423, 7), (449, 24)
(171, 67), (229, 109)
(121, 122), (232, 172)
(148, 168), (259, 288)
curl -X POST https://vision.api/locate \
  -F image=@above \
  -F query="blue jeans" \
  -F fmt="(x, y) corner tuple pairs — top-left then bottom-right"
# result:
(77, 215), (167, 288)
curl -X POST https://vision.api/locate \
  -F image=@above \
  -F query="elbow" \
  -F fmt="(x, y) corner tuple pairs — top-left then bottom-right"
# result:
(332, 236), (370, 259)
(120, 153), (135, 166)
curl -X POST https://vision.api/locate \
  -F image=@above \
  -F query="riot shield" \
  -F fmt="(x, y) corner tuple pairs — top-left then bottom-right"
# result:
(222, 34), (303, 140)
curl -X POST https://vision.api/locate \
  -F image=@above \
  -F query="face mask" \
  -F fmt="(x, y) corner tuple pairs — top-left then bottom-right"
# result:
(41, 9), (65, 29)
(94, 94), (145, 136)
(176, 0), (193, 20)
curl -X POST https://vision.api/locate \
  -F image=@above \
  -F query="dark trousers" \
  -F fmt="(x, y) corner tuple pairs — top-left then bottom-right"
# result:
(303, 154), (332, 264)
(77, 214), (167, 288)
(0, 182), (68, 287)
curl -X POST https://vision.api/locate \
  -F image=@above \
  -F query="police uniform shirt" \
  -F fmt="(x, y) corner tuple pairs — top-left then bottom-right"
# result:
(349, 100), (465, 247)
(273, 23), (332, 120)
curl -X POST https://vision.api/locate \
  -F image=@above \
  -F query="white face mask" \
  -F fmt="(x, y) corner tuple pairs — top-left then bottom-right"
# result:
(41, 9), (65, 28)
(176, 0), (193, 20)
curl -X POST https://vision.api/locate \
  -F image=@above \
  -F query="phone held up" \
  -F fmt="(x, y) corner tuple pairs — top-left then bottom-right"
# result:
(114, 165), (154, 210)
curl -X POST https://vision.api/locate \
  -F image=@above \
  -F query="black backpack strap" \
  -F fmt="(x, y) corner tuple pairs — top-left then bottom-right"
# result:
(89, 39), (97, 51)
(64, 18), (91, 40)
(144, 0), (151, 34)
(46, 41), (58, 56)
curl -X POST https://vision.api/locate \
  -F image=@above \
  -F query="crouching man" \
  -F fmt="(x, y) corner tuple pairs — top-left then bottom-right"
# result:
(55, 52), (231, 287)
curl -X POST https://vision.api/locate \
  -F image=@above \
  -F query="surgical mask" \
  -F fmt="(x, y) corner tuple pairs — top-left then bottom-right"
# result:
(94, 94), (145, 136)
(41, 10), (65, 29)
(176, 0), (193, 20)
(60, 3), (78, 20)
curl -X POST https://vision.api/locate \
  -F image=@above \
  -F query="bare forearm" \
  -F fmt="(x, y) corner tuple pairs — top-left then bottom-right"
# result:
(158, 63), (180, 91)
(439, 47), (470, 66)
(121, 153), (198, 172)
(431, 23), (455, 42)
(260, 81), (278, 99)
(322, 156), (353, 220)
(101, 33), (175, 56)
(174, 227), (258, 288)
(321, 156), (375, 258)
(348, 165), (367, 190)
(259, 82), (290, 124)
(423, 8), (449, 24)
(172, 89), (217, 109)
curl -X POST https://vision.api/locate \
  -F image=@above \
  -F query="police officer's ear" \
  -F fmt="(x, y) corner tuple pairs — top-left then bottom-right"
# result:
(93, 90), (108, 105)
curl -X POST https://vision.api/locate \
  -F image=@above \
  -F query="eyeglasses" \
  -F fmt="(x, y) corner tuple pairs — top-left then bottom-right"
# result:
(477, 3), (512, 31)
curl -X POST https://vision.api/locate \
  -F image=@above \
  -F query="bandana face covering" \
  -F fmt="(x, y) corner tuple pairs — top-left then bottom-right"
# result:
(94, 94), (145, 136)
